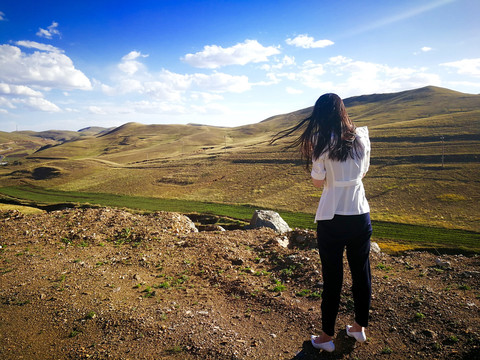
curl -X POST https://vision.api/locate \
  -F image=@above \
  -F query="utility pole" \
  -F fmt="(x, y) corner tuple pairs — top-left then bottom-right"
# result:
(440, 135), (445, 168)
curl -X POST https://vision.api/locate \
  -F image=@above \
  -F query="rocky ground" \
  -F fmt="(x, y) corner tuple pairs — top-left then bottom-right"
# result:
(0, 207), (479, 360)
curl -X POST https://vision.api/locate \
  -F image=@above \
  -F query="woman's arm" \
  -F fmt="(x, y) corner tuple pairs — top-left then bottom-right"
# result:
(312, 178), (325, 188)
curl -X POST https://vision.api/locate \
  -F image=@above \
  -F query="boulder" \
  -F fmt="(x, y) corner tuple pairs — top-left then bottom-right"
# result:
(371, 242), (381, 254)
(250, 210), (291, 234)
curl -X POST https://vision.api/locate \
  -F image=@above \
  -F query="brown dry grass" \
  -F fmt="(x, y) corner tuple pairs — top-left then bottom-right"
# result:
(1, 86), (479, 232)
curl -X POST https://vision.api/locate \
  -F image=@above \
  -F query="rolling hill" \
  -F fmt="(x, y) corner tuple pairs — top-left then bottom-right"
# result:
(0, 86), (479, 234)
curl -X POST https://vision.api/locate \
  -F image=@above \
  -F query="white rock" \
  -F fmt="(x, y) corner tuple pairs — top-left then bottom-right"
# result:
(250, 210), (291, 234)
(370, 242), (381, 254)
(275, 236), (289, 248)
(435, 258), (451, 268)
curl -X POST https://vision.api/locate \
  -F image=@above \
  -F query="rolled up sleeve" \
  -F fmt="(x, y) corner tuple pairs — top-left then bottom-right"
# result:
(311, 157), (326, 180)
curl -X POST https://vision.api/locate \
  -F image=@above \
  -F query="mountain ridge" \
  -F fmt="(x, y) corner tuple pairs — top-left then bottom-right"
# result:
(1, 85), (479, 233)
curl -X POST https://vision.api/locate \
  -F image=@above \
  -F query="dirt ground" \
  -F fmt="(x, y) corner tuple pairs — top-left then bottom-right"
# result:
(0, 207), (479, 360)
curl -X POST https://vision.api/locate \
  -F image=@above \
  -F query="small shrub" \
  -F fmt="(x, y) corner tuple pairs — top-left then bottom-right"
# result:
(166, 345), (183, 354)
(85, 311), (96, 320)
(381, 347), (393, 354)
(281, 265), (298, 277)
(175, 275), (189, 285)
(155, 281), (171, 289)
(376, 263), (392, 271)
(68, 329), (81, 338)
(273, 284), (286, 292)
(296, 289), (311, 297)
(272, 279), (286, 292)
(414, 312), (425, 320)
(143, 286), (155, 298)
(308, 291), (322, 299)
(447, 335), (459, 344)
(61, 237), (72, 245)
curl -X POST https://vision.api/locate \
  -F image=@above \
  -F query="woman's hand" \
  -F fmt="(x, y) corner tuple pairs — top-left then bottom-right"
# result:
(312, 178), (325, 188)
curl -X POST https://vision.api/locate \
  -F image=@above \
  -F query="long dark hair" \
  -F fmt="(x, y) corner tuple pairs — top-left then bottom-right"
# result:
(271, 93), (362, 167)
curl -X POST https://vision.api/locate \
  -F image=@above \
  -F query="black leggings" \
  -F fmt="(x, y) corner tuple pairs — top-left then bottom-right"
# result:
(316, 213), (372, 337)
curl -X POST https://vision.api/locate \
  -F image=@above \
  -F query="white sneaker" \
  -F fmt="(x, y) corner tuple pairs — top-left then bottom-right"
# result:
(346, 325), (367, 342)
(310, 335), (335, 352)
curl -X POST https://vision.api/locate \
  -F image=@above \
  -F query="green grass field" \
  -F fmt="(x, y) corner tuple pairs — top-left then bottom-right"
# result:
(1, 185), (478, 254)
(1, 86), (479, 254)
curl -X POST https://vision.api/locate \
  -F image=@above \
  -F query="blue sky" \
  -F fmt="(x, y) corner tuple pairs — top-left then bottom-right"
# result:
(0, 0), (479, 132)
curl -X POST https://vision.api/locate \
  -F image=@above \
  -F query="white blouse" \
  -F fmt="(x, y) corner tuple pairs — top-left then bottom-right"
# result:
(311, 126), (371, 221)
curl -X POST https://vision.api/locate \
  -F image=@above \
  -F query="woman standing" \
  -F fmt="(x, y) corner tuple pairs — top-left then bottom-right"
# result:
(272, 93), (372, 352)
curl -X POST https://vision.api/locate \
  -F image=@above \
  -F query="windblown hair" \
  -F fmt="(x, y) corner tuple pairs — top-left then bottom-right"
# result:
(271, 93), (362, 168)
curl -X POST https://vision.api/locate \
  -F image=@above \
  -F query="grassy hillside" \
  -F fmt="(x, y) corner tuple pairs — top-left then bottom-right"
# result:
(0, 131), (56, 161)
(0, 86), (479, 238)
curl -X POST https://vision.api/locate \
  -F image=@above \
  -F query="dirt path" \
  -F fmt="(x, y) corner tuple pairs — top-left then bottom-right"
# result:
(0, 208), (479, 359)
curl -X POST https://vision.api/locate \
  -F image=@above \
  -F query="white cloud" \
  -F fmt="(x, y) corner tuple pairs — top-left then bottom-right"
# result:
(421, 46), (432, 52)
(323, 56), (441, 95)
(286, 34), (334, 49)
(440, 58), (480, 77)
(0, 83), (43, 97)
(0, 92), (60, 113)
(17, 97), (61, 112)
(0, 11), (6, 21)
(143, 80), (184, 102)
(281, 55), (296, 67)
(156, 69), (192, 91)
(265, 60), (329, 89)
(268, 55), (442, 97)
(36, 21), (61, 39)
(192, 72), (250, 93)
(0, 44), (92, 90)
(104, 53), (251, 100)
(93, 51), (258, 122)
(15, 40), (62, 53)
(262, 55), (296, 71)
(118, 51), (148, 75)
(182, 39), (280, 68)
(328, 55), (350, 66)
(190, 92), (224, 102)
(296, 60), (327, 88)
(122, 51), (146, 61)
(0, 96), (16, 109)
(118, 60), (144, 76)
